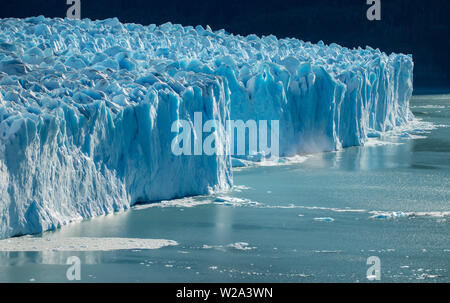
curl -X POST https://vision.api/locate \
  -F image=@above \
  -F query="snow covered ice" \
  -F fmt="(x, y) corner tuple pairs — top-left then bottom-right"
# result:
(0, 16), (414, 238)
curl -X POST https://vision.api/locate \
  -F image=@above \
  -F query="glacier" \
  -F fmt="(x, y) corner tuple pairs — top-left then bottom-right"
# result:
(0, 16), (414, 238)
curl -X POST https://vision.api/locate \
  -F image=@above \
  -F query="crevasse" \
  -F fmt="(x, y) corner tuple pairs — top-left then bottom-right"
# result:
(0, 16), (413, 238)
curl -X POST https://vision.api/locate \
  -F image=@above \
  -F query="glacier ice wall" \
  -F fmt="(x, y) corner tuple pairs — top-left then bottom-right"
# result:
(0, 16), (413, 238)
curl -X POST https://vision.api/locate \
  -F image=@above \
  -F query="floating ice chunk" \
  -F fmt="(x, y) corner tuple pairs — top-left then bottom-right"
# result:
(369, 211), (410, 219)
(313, 217), (335, 222)
(226, 242), (257, 251)
(214, 196), (260, 207)
(202, 242), (256, 251)
(0, 237), (178, 251)
(232, 185), (252, 192)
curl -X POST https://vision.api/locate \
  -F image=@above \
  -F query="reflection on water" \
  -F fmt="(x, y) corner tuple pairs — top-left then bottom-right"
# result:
(311, 139), (413, 171)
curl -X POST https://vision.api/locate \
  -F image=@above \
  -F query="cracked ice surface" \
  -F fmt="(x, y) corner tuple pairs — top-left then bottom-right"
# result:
(0, 16), (413, 238)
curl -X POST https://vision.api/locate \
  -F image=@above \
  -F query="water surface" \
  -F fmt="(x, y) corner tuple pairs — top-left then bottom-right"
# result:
(0, 94), (449, 282)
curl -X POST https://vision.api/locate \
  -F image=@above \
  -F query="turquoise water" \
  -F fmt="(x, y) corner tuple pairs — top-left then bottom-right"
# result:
(0, 94), (449, 282)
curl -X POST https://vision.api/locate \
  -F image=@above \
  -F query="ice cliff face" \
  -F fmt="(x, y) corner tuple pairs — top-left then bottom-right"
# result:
(0, 16), (413, 238)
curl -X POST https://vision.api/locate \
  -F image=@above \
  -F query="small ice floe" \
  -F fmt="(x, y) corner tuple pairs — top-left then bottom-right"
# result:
(369, 211), (409, 219)
(202, 244), (223, 251)
(214, 196), (260, 207)
(202, 242), (256, 251)
(313, 217), (334, 222)
(369, 210), (450, 219)
(232, 185), (252, 192)
(227, 242), (256, 251)
(0, 237), (178, 251)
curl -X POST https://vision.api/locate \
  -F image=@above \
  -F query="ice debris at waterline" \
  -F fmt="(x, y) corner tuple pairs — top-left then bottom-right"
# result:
(0, 16), (414, 238)
(0, 237), (178, 251)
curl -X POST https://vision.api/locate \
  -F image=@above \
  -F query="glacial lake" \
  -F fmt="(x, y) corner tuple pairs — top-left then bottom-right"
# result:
(0, 94), (449, 282)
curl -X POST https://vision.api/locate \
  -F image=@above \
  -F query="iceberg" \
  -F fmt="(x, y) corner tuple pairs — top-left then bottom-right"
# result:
(0, 16), (413, 238)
